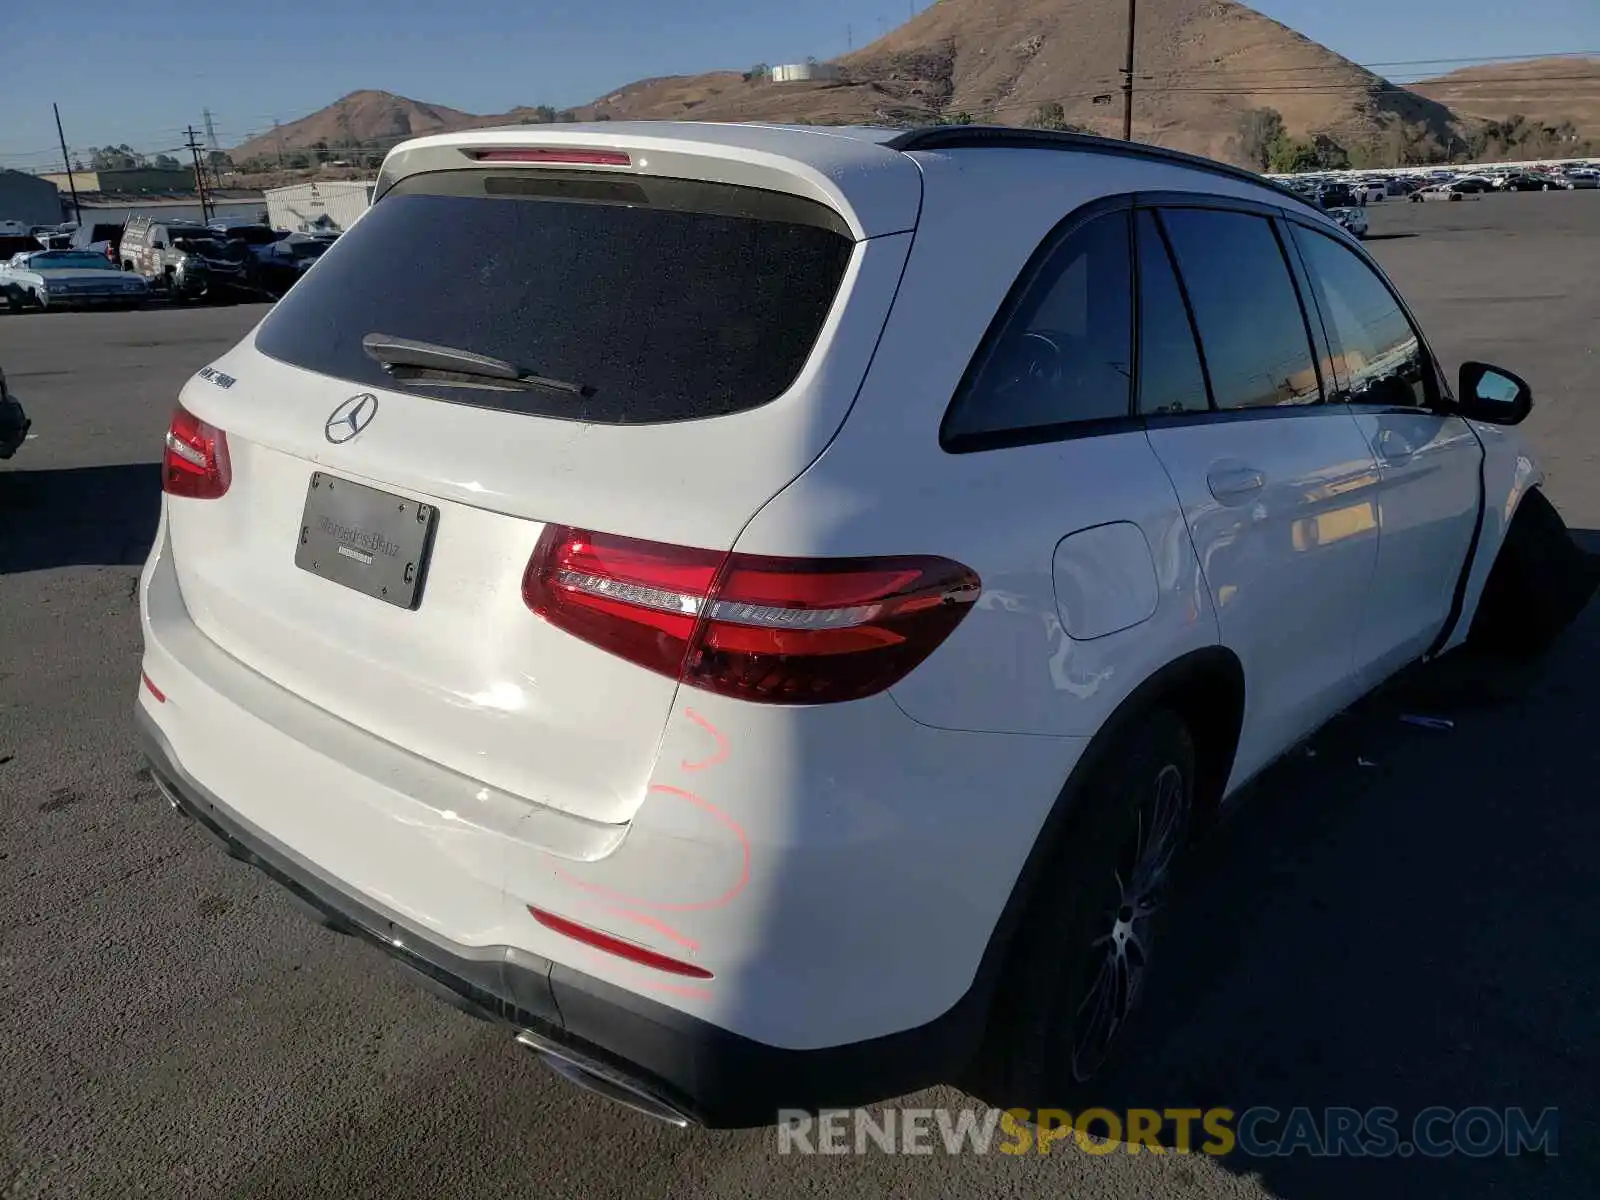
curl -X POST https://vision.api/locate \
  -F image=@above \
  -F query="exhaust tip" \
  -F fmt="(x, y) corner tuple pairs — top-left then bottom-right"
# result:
(514, 1030), (694, 1128)
(151, 772), (187, 817)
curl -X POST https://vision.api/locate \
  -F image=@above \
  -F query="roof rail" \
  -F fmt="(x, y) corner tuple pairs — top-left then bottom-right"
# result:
(883, 125), (1319, 213)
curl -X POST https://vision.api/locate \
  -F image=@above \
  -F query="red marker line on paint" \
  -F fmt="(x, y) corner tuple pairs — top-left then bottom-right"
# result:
(680, 707), (730, 771)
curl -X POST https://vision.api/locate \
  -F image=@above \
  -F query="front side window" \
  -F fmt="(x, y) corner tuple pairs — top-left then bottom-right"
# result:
(1291, 225), (1433, 409)
(943, 210), (1134, 446)
(1158, 208), (1322, 410)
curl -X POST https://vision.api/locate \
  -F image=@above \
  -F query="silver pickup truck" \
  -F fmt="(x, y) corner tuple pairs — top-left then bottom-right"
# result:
(119, 215), (249, 300)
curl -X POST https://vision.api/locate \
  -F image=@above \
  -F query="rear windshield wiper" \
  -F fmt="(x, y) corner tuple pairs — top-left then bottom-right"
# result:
(361, 333), (595, 398)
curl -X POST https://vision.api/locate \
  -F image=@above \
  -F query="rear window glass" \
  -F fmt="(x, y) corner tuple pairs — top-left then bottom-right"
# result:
(253, 170), (856, 425)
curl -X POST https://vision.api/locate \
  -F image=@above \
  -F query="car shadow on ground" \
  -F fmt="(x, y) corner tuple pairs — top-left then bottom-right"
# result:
(0, 462), (161, 574)
(1076, 540), (1600, 1198)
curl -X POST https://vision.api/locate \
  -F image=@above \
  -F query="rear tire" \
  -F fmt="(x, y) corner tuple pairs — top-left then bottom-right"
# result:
(970, 708), (1197, 1111)
(1468, 488), (1599, 658)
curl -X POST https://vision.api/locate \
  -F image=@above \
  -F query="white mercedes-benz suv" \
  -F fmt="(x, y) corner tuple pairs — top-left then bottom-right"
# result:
(137, 122), (1593, 1128)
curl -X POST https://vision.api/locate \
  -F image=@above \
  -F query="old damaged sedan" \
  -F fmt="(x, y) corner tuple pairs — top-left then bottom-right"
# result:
(2, 248), (151, 311)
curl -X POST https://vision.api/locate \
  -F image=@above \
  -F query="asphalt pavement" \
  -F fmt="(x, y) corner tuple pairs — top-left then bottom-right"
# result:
(1, 192), (1597, 1199)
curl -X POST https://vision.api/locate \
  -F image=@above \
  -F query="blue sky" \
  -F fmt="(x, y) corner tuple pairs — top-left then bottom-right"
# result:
(1, 0), (1595, 168)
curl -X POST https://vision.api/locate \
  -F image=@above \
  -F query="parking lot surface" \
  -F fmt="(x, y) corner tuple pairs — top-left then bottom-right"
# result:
(2, 193), (1597, 1199)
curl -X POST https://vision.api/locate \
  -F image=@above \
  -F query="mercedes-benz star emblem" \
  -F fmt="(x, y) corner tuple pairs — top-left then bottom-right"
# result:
(325, 393), (378, 444)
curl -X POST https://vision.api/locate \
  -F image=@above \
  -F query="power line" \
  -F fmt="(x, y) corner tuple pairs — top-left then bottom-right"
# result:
(1157, 48), (1600, 77)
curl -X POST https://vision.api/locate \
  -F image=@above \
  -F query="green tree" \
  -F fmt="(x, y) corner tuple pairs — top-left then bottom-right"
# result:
(1265, 132), (1349, 174)
(151, 153), (182, 170)
(89, 144), (143, 170)
(1266, 137), (1315, 174)
(1236, 108), (1286, 170)
(1309, 133), (1350, 170)
(1028, 102), (1083, 132)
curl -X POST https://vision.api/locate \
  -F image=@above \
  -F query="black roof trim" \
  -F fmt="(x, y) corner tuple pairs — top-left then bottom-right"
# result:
(883, 125), (1320, 215)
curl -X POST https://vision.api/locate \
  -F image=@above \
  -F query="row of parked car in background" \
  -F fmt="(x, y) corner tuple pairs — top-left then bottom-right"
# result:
(0, 215), (337, 312)
(1280, 161), (1600, 208)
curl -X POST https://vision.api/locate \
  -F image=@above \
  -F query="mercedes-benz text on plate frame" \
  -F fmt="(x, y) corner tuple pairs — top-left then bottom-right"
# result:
(295, 472), (438, 610)
(325, 393), (379, 444)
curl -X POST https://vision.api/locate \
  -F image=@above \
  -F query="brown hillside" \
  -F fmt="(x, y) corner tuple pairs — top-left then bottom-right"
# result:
(234, 1), (1465, 166)
(231, 90), (487, 160)
(571, 0), (1460, 162)
(1412, 56), (1600, 136)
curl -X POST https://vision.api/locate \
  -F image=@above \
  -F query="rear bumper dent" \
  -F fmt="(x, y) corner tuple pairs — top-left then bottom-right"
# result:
(138, 705), (980, 1128)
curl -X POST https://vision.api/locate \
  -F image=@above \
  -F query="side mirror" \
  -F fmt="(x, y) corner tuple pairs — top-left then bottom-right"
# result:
(1457, 361), (1532, 426)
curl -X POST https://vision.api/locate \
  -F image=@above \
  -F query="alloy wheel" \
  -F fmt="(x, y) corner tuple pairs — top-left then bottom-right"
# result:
(1068, 762), (1190, 1083)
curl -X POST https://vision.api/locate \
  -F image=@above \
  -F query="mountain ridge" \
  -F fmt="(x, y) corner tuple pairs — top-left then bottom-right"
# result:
(228, 8), (1596, 167)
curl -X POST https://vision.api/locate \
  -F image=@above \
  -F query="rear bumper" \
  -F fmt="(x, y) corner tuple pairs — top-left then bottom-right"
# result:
(138, 706), (982, 1128)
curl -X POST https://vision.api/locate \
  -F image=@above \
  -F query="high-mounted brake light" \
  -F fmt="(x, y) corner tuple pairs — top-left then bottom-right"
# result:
(162, 404), (231, 500)
(466, 148), (632, 167)
(522, 527), (981, 705)
(529, 907), (713, 979)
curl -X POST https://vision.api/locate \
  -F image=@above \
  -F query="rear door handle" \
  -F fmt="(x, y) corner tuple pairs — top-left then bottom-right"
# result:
(1207, 465), (1267, 505)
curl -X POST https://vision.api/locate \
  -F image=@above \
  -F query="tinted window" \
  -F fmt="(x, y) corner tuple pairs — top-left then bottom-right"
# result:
(1291, 225), (1432, 409)
(254, 170), (854, 425)
(944, 211), (1133, 445)
(1135, 211), (1209, 415)
(1158, 208), (1321, 410)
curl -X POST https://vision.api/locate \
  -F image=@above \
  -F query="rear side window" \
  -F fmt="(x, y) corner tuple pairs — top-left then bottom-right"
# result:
(1158, 208), (1322, 410)
(1134, 211), (1210, 416)
(943, 211), (1133, 448)
(253, 170), (855, 425)
(1290, 225), (1434, 409)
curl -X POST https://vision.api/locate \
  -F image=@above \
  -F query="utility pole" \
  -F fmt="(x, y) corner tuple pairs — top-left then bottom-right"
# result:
(184, 126), (213, 223)
(272, 118), (286, 170)
(1120, 0), (1137, 141)
(52, 103), (81, 223)
(203, 107), (223, 191)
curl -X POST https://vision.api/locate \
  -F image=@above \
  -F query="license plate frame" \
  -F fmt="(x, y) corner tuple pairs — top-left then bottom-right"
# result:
(294, 471), (438, 610)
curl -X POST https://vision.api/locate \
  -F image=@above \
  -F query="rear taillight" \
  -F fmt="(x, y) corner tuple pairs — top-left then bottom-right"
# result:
(162, 404), (231, 500)
(523, 527), (980, 705)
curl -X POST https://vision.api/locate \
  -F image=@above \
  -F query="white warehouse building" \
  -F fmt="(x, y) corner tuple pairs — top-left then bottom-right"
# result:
(264, 180), (375, 235)
(770, 61), (842, 83)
